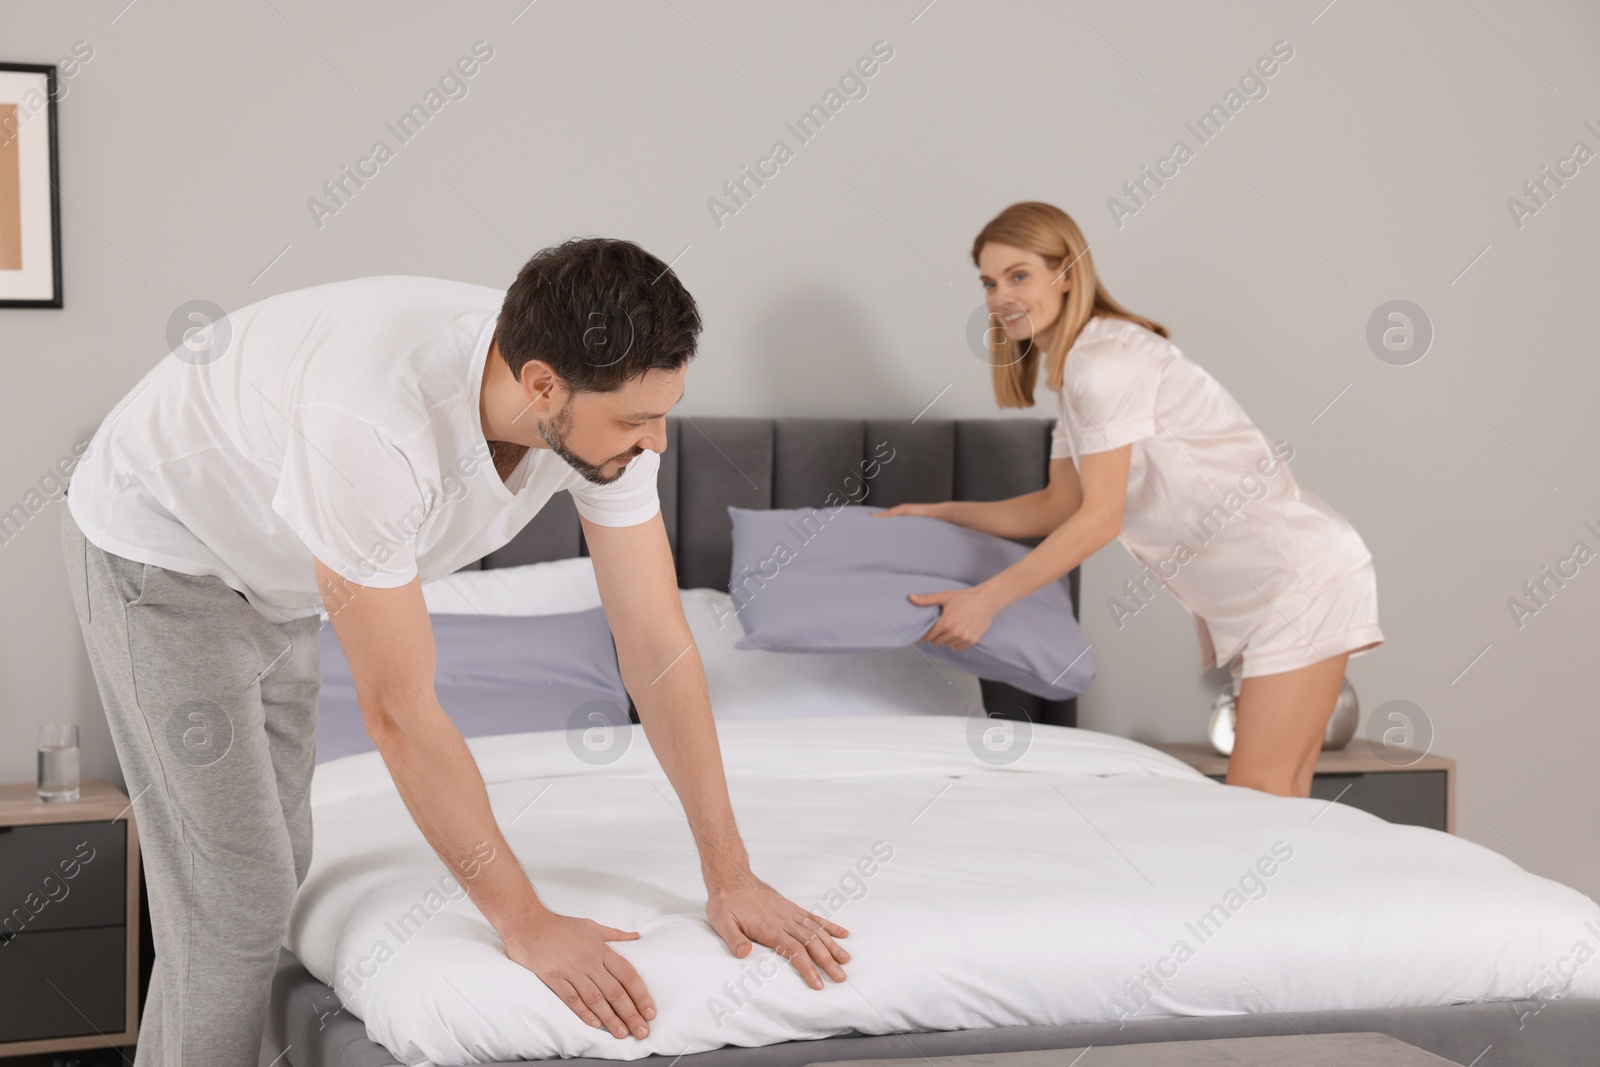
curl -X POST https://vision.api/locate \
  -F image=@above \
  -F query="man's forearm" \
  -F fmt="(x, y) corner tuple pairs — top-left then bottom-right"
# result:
(620, 641), (752, 887)
(365, 696), (548, 935)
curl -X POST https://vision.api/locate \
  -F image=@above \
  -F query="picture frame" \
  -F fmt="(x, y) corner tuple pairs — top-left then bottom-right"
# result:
(0, 62), (63, 308)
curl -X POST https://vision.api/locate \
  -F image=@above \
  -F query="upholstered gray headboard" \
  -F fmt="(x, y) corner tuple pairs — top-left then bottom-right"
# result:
(466, 416), (1080, 728)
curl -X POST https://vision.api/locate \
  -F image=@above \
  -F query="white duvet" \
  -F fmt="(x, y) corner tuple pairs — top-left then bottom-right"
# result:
(287, 716), (1600, 1065)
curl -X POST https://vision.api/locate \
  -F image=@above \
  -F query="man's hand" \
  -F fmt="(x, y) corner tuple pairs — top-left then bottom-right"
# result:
(505, 912), (656, 1040)
(706, 877), (851, 990)
(582, 515), (853, 996)
(909, 585), (1001, 650)
(314, 559), (654, 1038)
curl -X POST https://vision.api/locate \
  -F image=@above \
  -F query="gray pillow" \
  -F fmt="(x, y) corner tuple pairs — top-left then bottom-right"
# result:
(315, 607), (630, 762)
(727, 505), (1094, 699)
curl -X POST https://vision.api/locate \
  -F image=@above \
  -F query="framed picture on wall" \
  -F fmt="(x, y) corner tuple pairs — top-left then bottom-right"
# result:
(0, 63), (63, 308)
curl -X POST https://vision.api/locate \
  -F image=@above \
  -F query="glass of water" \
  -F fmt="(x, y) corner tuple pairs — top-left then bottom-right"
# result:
(38, 723), (81, 804)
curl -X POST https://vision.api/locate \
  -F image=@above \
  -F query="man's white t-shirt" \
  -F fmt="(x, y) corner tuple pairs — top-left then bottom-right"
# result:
(68, 275), (661, 625)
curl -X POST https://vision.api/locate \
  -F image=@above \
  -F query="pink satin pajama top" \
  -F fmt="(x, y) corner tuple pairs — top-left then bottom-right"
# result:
(1050, 315), (1373, 671)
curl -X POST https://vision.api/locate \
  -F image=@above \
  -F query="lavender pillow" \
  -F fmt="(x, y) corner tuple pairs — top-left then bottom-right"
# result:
(727, 505), (1094, 700)
(315, 607), (630, 763)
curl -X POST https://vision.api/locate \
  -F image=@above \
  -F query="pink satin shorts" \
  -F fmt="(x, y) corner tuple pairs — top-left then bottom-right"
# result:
(1227, 561), (1384, 695)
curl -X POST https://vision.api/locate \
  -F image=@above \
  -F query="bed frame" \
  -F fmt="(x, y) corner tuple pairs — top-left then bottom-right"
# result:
(265, 416), (1599, 1067)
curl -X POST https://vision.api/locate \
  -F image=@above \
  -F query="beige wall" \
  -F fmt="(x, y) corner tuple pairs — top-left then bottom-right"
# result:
(1, 0), (1596, 902)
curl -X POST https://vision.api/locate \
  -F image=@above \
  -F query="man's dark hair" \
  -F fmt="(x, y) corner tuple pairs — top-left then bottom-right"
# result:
(494, 237), (702, 392)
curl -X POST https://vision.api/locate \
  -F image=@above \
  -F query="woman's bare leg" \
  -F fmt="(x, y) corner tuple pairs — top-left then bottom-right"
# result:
(1226, 651), (1352, 797)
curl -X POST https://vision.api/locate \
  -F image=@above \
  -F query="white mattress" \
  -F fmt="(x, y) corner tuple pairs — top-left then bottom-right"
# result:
(286, 716), (1600, 1065)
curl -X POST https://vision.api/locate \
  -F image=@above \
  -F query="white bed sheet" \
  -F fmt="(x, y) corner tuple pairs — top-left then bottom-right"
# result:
(287, 716), (1600, 1065)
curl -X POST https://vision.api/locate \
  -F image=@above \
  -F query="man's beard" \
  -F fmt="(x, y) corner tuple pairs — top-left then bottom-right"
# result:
(537, 400), (640, 485)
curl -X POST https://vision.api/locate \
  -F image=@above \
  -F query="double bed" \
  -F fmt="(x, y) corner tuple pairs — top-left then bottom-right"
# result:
(265, 417), (1600, 1066)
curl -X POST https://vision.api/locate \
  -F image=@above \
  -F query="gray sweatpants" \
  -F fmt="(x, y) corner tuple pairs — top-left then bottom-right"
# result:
(60, 503), (322, 1066)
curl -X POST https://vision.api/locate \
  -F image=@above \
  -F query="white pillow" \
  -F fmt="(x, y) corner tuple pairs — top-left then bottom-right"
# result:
(423, 557), (602, 616)
(680, 587), (986, 720)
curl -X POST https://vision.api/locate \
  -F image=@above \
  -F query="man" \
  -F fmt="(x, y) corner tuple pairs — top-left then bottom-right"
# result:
(61, 237), (849, 1065)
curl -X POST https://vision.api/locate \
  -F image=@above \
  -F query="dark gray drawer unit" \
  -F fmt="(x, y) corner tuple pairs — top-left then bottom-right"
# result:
(0, 926), (128, 1043)
(1155, 740), (1458, 834)
(0, 803), (136, 1052)
(1308, 770), (1449, 832)
(1194, 769), (1450, 832)
(0, 821), (127, 937)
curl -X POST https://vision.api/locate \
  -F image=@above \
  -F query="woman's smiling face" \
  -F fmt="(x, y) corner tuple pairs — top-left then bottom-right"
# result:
(976, 241), (1071, 343)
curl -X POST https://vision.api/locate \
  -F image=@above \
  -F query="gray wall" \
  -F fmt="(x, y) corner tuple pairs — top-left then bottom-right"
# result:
(3, 1), (1597, 905)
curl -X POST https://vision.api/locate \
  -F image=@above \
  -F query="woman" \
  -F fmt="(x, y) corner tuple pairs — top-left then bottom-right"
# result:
(878, 201), (1382, 798)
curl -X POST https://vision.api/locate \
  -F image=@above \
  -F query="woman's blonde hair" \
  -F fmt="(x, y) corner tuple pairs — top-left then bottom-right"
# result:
(971, 202), (1167, 408)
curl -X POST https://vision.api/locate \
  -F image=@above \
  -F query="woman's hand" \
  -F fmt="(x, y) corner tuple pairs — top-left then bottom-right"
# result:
(706, 877), (850, 990)
(910, 585), (1002, 649)
(873, 502), (948, 520)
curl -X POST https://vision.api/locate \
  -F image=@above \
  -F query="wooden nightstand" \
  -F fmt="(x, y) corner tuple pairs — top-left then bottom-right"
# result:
(0, 779), (141, 1057)
(1153, 739), (1456, 833)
